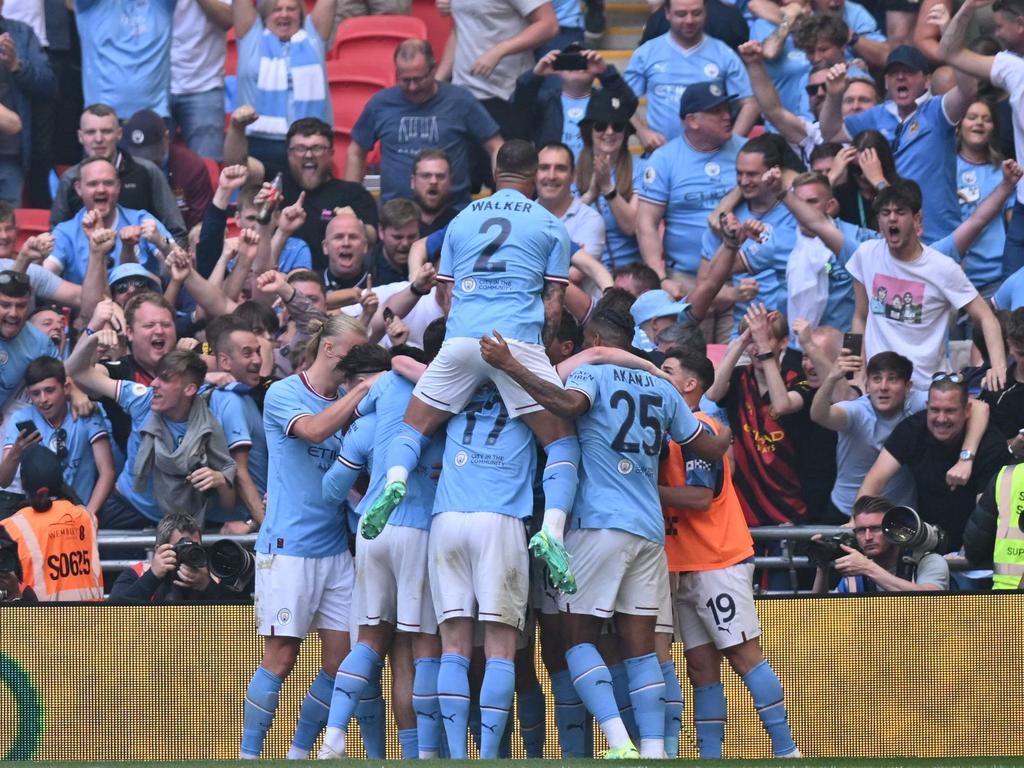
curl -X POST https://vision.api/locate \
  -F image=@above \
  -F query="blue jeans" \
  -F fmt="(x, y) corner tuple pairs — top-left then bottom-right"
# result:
(1002, 199), (1024, 278)
(169, 88), (226, 161)
(0, 157), (24, 206)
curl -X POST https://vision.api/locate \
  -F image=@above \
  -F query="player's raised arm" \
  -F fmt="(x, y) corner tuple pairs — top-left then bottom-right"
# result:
(480, 330), (590, 419)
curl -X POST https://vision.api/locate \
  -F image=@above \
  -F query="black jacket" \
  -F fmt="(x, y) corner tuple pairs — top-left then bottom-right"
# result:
(510, 65), (637, 150)
(108, 564), (247, 604)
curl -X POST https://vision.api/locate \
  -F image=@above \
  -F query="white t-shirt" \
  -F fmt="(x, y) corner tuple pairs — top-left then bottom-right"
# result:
(562, 196), (606, 260)
(340, 281), (444, 350)
(847, 239), (978, 390)
(171, 0), (230, 95)
(5, 0), (47, 48)
(990, 51), (1024, 200)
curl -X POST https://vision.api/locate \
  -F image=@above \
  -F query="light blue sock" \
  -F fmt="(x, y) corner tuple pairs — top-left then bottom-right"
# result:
(693, 683), (726, 759)
(551, 669), (588, 758)
(399, 728), (419, 759)
(625, 653), (666, 755)
(479, 658), (515, 758)
(355, 668), (387, 759)
(291, 668), (334, 752)
(542, 436), (580, 516)
(386, 423), (429, 481)
(660, 660), (684, 758)
(742, 660), (796, 757)
(413, 657), (441, 756)
(517, 684), (546, 758)
(326, 643), (381, 730)
(565, 644), (622, 726)
(241, 666), (283, 758)
(437, 653), (471, 759)
(609, 663), (639, 743)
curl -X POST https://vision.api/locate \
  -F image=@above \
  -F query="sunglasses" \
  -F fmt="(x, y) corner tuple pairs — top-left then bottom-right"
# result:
(0, 271), (29, 286)
(112, 277), (152, 294)
(805, 82), (827, 97)
(593, 121), (627, 133)
(53, 428), (68, 461)
(931, 372), (965, 384)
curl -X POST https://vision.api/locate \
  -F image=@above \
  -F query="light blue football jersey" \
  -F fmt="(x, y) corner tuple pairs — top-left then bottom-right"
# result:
(439, 187), (571, 345)
(638, 135), (743, 274)
(624, 33), (752, 141)
(433, 384), (537, 518)
(323, 410), (376, 511)
(207, 386), (268, 523)
(258, 372), (347, 558)
(348, 371), (441, 530)
(565, 363), (702, 543)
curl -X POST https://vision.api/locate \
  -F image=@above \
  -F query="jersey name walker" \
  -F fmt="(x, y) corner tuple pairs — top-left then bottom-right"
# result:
(438, 187), (570, 344)
(565, 364), (702, 543)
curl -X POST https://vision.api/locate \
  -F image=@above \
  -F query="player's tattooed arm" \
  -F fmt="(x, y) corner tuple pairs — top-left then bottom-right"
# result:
(556, 347), (669, 383)
(542, 279), (566, 347)
(481, 331), (590, 419)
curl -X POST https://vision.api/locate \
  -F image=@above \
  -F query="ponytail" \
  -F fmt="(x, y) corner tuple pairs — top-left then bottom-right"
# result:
(303, 314), (368, 364)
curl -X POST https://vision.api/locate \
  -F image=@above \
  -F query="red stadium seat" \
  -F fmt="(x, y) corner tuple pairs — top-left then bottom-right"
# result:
(410, 0), (452, 61)
(226, 28), (238, 76)
(329, 75), (387, 134)
(326, 15), (427, 82)
(15, 208), (50, 250)
(332, 130), (351, 178)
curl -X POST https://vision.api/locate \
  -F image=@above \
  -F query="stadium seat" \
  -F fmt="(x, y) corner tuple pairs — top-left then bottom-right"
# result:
(410, 0), (452, 61)
(226, 28), (238, 76)
(332, 130), (351, 178)
(15, 208), (50, 250)
(326, 15), (427, 82)
(329, 75), (387, 134)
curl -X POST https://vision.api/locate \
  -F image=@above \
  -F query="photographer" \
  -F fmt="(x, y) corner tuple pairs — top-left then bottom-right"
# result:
(812, 496), (950, 593)
(108, 512), (243, 603)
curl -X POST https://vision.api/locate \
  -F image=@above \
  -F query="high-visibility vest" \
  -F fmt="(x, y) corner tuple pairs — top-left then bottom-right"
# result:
(0, 499), (103, 601)
(993, 465), (1024, 590)
(660, 412), (754, 572)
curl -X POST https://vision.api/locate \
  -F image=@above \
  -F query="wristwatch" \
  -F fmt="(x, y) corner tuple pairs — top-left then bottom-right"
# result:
(959, 449), (975, 462)
(754, 351), (775, 361)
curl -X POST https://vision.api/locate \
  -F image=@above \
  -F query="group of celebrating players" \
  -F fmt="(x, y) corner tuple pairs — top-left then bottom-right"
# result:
(239, 140), (800, 761)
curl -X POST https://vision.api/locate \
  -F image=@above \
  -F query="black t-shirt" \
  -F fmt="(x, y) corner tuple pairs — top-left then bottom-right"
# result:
(420, 207), (458, 237)
(282, 175), (379, 272)
(884, 411), (1009, 550)
(364, 241), (408, 286)
(981, 372), (1024, 440)
(787, 381), (838, 523)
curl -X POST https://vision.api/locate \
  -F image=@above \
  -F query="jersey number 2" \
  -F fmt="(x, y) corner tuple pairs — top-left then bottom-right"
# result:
(474, 217), (510, 272)
(610, 391), (663, 456)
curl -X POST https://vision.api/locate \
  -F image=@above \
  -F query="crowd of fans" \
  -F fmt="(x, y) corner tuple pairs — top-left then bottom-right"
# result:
(0, 0), (1023, 607)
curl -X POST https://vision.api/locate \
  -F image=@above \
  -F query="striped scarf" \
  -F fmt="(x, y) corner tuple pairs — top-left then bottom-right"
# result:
(249, 19), (330, 139)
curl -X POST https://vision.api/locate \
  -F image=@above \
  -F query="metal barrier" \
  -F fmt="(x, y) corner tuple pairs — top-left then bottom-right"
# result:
(96, 525), (974, 588)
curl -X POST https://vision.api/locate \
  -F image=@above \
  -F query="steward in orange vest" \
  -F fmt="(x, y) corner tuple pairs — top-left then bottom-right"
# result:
(0, 445), (103, 601)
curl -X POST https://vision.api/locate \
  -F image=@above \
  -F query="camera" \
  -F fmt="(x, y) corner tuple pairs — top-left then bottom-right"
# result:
(173, 539), (208, 570)
(807, 531), (858, 567)
(0, 538), (20, 574)
(208, 539), (255, 593)
(882, 505), (946, 559)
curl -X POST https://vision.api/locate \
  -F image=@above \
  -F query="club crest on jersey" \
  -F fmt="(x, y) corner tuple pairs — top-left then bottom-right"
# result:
(704, 64), (720, 78)
(132, 383), (148, 396)
(643, 165), (656, 185)
(567, 106), (585, 121)
(461, 277), (477, 292)
(961, 170), (977, 185)
(704, 162), (720, 178)
(617, 459), (633, 475)
(0, 351), (7, 365)
(454, 450), (468, 467)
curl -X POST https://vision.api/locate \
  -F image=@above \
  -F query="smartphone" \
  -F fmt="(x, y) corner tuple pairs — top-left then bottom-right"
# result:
(383, 307), (395, 323)
(15, 420), (38, 437)
(842, 332), (863, 357)
(553, 51), (588, 70)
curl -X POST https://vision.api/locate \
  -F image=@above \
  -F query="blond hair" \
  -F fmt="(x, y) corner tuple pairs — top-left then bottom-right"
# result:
(303, 314), (367, 364)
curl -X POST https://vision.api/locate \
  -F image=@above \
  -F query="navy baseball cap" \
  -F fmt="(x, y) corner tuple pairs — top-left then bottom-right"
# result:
(679, 81), (735, 118)
(884, 45), (930, 74)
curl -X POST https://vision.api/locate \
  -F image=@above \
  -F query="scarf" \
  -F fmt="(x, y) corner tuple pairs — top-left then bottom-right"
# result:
(133, 395), (236, 526)
(249, 19), (330, 139)
(786, 230), (832, 348)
